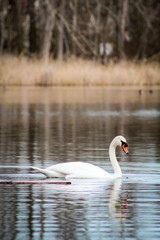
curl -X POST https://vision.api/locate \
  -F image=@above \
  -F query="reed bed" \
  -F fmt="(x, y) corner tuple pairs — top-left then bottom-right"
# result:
(0, 55), (160, 86)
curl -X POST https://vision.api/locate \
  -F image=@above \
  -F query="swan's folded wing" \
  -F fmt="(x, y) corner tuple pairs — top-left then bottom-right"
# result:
(46, 162), (84, 175)
(46, 162), (112, 179)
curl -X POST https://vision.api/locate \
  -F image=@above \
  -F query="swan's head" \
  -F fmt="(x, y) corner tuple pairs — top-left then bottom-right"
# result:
(111, 136), (129, 154)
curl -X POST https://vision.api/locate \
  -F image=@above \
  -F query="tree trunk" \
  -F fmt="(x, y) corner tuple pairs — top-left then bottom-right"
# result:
(0, 0), (5, 54)
(38, 0), (55, 59)
(29, 0), (38, 54)
(15, 0), (25, 53)
(72, 0), (77, 56)
(95, 1), (101, 59)
(118, 0), (128, 59)
(58, 0), (65, 61)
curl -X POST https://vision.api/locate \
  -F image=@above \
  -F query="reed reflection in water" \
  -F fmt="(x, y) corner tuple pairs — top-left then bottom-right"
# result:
(0, 87), (160, 240)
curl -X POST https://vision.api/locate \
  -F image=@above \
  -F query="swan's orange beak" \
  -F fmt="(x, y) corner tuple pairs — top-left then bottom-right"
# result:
(122, 143), (129, 154)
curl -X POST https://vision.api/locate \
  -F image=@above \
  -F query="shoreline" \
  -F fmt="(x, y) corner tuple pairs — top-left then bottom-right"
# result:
(1, 86), (160, 106)
(1, 85), (160, 90)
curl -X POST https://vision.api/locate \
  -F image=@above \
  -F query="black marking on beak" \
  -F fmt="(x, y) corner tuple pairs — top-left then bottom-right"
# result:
(121, 140), (129, 154)
(121, 141), (128, 147)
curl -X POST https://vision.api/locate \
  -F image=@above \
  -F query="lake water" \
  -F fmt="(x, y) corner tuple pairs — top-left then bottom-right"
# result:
(0, 87), (160, 240)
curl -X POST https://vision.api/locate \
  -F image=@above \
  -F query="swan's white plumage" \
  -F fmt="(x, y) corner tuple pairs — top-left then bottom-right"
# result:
(33, 136), (128, 179)
(47, 162), (112, 179)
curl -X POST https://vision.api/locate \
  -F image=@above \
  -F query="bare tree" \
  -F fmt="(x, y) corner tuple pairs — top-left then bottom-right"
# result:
(0, 0), (6, 54)
(117, 0), (128, 59)
(37, 0), (55, 59)
(71, 0), (77, 55)
(28, 0), (38, 54)
(134, 0), (160, 59)
(57, 0), (65, 60)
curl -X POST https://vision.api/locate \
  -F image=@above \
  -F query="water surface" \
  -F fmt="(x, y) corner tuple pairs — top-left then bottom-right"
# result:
(0, 87), (160, 240)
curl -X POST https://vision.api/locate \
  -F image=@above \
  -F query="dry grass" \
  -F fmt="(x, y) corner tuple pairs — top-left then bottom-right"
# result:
(0, 55), (160, 86)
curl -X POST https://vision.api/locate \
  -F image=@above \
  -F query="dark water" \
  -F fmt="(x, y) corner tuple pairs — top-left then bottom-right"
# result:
(0, 87), (160, 240)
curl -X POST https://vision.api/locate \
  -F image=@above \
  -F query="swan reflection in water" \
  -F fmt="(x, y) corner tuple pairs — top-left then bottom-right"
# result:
(43, 178), (127, 239)
(109, 178), (127, 221)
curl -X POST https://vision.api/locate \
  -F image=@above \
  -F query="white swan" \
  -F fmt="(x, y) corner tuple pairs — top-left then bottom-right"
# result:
(33, 136), (128, 179)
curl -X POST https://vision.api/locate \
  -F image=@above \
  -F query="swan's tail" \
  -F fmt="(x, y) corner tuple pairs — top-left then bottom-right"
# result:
(32, 166), (48, 176)
(32, 166), (65, 178)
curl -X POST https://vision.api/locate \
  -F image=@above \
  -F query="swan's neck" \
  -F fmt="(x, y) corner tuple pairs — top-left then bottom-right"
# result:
(109, 143), (122, 178)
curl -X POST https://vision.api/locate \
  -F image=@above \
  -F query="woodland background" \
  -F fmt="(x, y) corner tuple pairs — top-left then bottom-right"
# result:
(0, 0), (160, 61)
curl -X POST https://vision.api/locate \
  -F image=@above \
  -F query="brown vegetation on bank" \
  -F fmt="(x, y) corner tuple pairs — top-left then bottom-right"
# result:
(0, 55), (160, 87)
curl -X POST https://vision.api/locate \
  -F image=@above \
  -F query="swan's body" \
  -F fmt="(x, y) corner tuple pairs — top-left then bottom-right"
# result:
(33, 136), (128, 179)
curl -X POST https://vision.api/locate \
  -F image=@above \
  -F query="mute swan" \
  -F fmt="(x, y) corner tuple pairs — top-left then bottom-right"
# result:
(33, 136), (128, 179)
